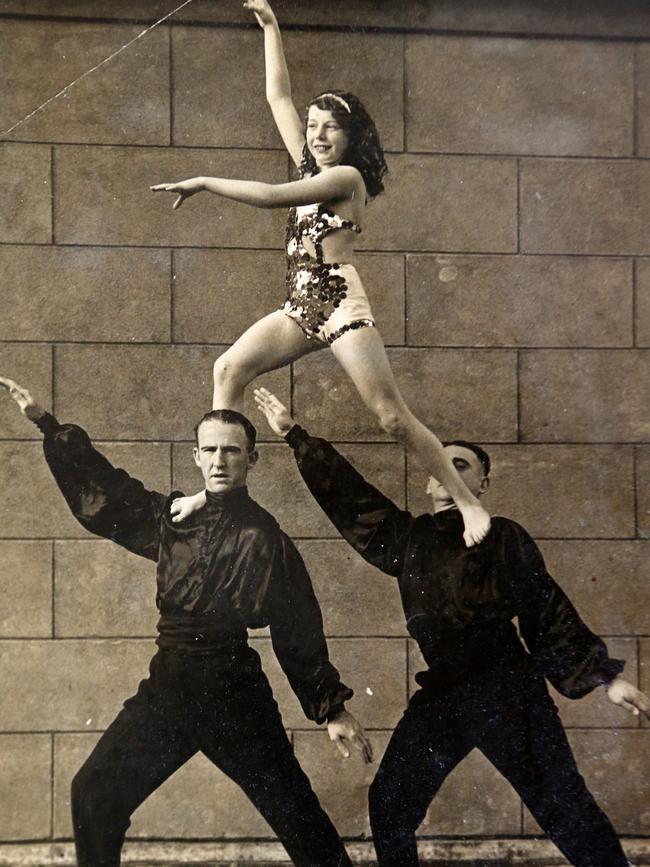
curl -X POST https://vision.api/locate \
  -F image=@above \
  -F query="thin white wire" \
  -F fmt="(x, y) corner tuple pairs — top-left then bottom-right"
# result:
(0, 0), (194, 139)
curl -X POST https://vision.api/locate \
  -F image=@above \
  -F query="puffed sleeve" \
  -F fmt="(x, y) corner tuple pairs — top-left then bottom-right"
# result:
(508, 521), (624, 698)
(286, 425), (413, 577)
(38, 413), (166, 562)
(267, 531), (353, 724)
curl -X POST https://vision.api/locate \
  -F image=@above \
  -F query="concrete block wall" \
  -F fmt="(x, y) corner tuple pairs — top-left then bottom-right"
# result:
(0, 0), (648, 852)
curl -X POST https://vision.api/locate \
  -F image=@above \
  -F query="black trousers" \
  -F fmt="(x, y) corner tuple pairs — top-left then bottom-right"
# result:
(71, 647), (351, 867)
(369, 654), (628, 867)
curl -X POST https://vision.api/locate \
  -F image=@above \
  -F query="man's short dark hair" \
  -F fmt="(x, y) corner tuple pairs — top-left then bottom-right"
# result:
(194, 410), (257, 451)
(443, 439), (491, 477)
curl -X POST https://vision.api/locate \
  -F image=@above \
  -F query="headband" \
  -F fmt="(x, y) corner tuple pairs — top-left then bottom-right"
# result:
(316, 92), (351, 114)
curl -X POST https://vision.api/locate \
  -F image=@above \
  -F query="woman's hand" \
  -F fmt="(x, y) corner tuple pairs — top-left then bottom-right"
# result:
(150, 178), (205, 210)
(243, 0), (276, 28)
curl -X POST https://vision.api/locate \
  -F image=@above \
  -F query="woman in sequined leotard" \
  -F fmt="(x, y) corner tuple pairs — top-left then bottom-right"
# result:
(151, 0), (490, 547)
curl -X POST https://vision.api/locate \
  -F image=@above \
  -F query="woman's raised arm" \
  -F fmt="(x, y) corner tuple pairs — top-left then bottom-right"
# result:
(245, 0), (305, 167)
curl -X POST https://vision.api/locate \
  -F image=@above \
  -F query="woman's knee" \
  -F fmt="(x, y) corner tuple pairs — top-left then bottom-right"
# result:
(213, 353), (247, 391)
(372, 402), (411, 441)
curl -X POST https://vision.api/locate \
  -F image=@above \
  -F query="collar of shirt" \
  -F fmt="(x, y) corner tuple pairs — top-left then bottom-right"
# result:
(204, 485), (252, 513)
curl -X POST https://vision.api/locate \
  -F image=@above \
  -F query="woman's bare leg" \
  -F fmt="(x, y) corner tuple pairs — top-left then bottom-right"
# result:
(171, 311), (320, 523)
(330, 327), (490, 547)
(212, 310), (322, 412)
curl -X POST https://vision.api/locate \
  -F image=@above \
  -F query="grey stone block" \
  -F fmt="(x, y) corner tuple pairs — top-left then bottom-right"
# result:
(406, 37), (633, 156)
(406, 254), (632, 348)
(520, 350), (650, 442)
(0, 143), (51, 243)
(0, 541), (52, 638)
(0, 734), (51, 839)
(55, 540), (158, 638)
(0, 246), (171, 342)
(295, 540), (407, 637)
(0, 20), (169, 145)
(359, 154), (517, 253)
(521, 158), (650, 255)
(0, 638), (153, 731)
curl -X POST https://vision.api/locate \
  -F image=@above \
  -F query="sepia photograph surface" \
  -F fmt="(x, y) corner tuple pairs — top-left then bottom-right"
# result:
(0, 1), (648, 864)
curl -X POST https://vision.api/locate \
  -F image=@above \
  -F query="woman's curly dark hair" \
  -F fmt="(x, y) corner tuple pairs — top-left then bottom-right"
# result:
(298, 90), (388, 199)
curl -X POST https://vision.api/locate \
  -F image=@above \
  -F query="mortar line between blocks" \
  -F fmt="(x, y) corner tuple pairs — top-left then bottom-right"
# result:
(168, 24), (174, 147)
(516, 157), (522, 254)
(170, 249), (176, 343)
(51, 540), (56, 640)
(633, 43), (640, 157)
(50, 145), (56, 245)
(51, 343), (57, 417)
(632, 258), (638, 348)
(633, 445), (639, 539)
(402, 33), (407, 153)
(516, 350), (522, 444)
(50, 732), (55, 839)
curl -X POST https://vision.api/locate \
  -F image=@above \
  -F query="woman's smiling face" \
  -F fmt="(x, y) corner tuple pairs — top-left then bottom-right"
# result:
(306, 105), (349, 169)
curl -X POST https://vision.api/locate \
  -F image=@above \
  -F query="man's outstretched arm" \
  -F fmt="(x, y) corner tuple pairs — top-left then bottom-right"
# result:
(1, 377), (165, 561)
(254, 387), (413, 577)
(510, 520), (649, 716)
(269, 532), (373, 764)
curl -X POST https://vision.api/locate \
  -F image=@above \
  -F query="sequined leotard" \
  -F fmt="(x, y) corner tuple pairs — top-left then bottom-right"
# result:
(281, 203), (376, 344)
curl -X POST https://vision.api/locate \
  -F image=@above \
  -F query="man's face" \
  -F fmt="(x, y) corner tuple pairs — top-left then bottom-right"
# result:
(193, 420), (257, 493)
(426, 444), (489, 511)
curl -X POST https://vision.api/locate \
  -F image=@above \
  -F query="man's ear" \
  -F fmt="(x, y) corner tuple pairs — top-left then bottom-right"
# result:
(479, 476), (490, 496)
(248, 449), (259, 470)
(192, 446), (201, 468)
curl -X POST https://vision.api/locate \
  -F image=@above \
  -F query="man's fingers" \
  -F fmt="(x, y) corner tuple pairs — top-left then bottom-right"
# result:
(356, 732), (373, 764)
(620, 698), (639, 716)
(332, 737), (350, 759)
(173, 195), (184, 210)
(360, 734), (374, 763)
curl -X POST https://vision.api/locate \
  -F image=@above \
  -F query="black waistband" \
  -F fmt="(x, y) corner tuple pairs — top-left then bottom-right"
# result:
(414, 619), (526, 692)
(156, 615), (249, 656)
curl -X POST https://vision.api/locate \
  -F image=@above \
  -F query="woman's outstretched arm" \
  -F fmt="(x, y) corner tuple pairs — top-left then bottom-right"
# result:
(245, 0), (305, 167)
(151, 165), (363, 210)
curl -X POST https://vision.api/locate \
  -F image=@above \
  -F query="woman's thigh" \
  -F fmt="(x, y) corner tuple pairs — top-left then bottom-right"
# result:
(216, 309), (324, 382)
(329, 325), (407, 411)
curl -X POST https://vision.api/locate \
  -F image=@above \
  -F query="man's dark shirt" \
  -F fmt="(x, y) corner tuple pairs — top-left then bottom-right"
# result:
(286, 425), (623, 698)
(38, 414), (352, 723)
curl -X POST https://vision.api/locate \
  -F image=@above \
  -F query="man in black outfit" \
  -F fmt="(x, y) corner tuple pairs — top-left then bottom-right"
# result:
(254, 386), (649, 867)
(0, 377), (371, 867)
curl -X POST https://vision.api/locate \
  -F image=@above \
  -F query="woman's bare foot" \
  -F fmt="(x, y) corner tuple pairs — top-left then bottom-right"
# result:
(0, 376), (46, 422)
(459, 501), (491, 548)
(170, 490), (207, 523)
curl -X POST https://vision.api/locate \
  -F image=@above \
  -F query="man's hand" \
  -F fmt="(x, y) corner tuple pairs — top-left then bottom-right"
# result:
(254, 387), (295, 438)
(150, 178), (204, 210)
(327, 709), (373, 764)
(243, 0), (277, 28)
(606, 676), (649, 719)
(0, 377), (46, 422)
